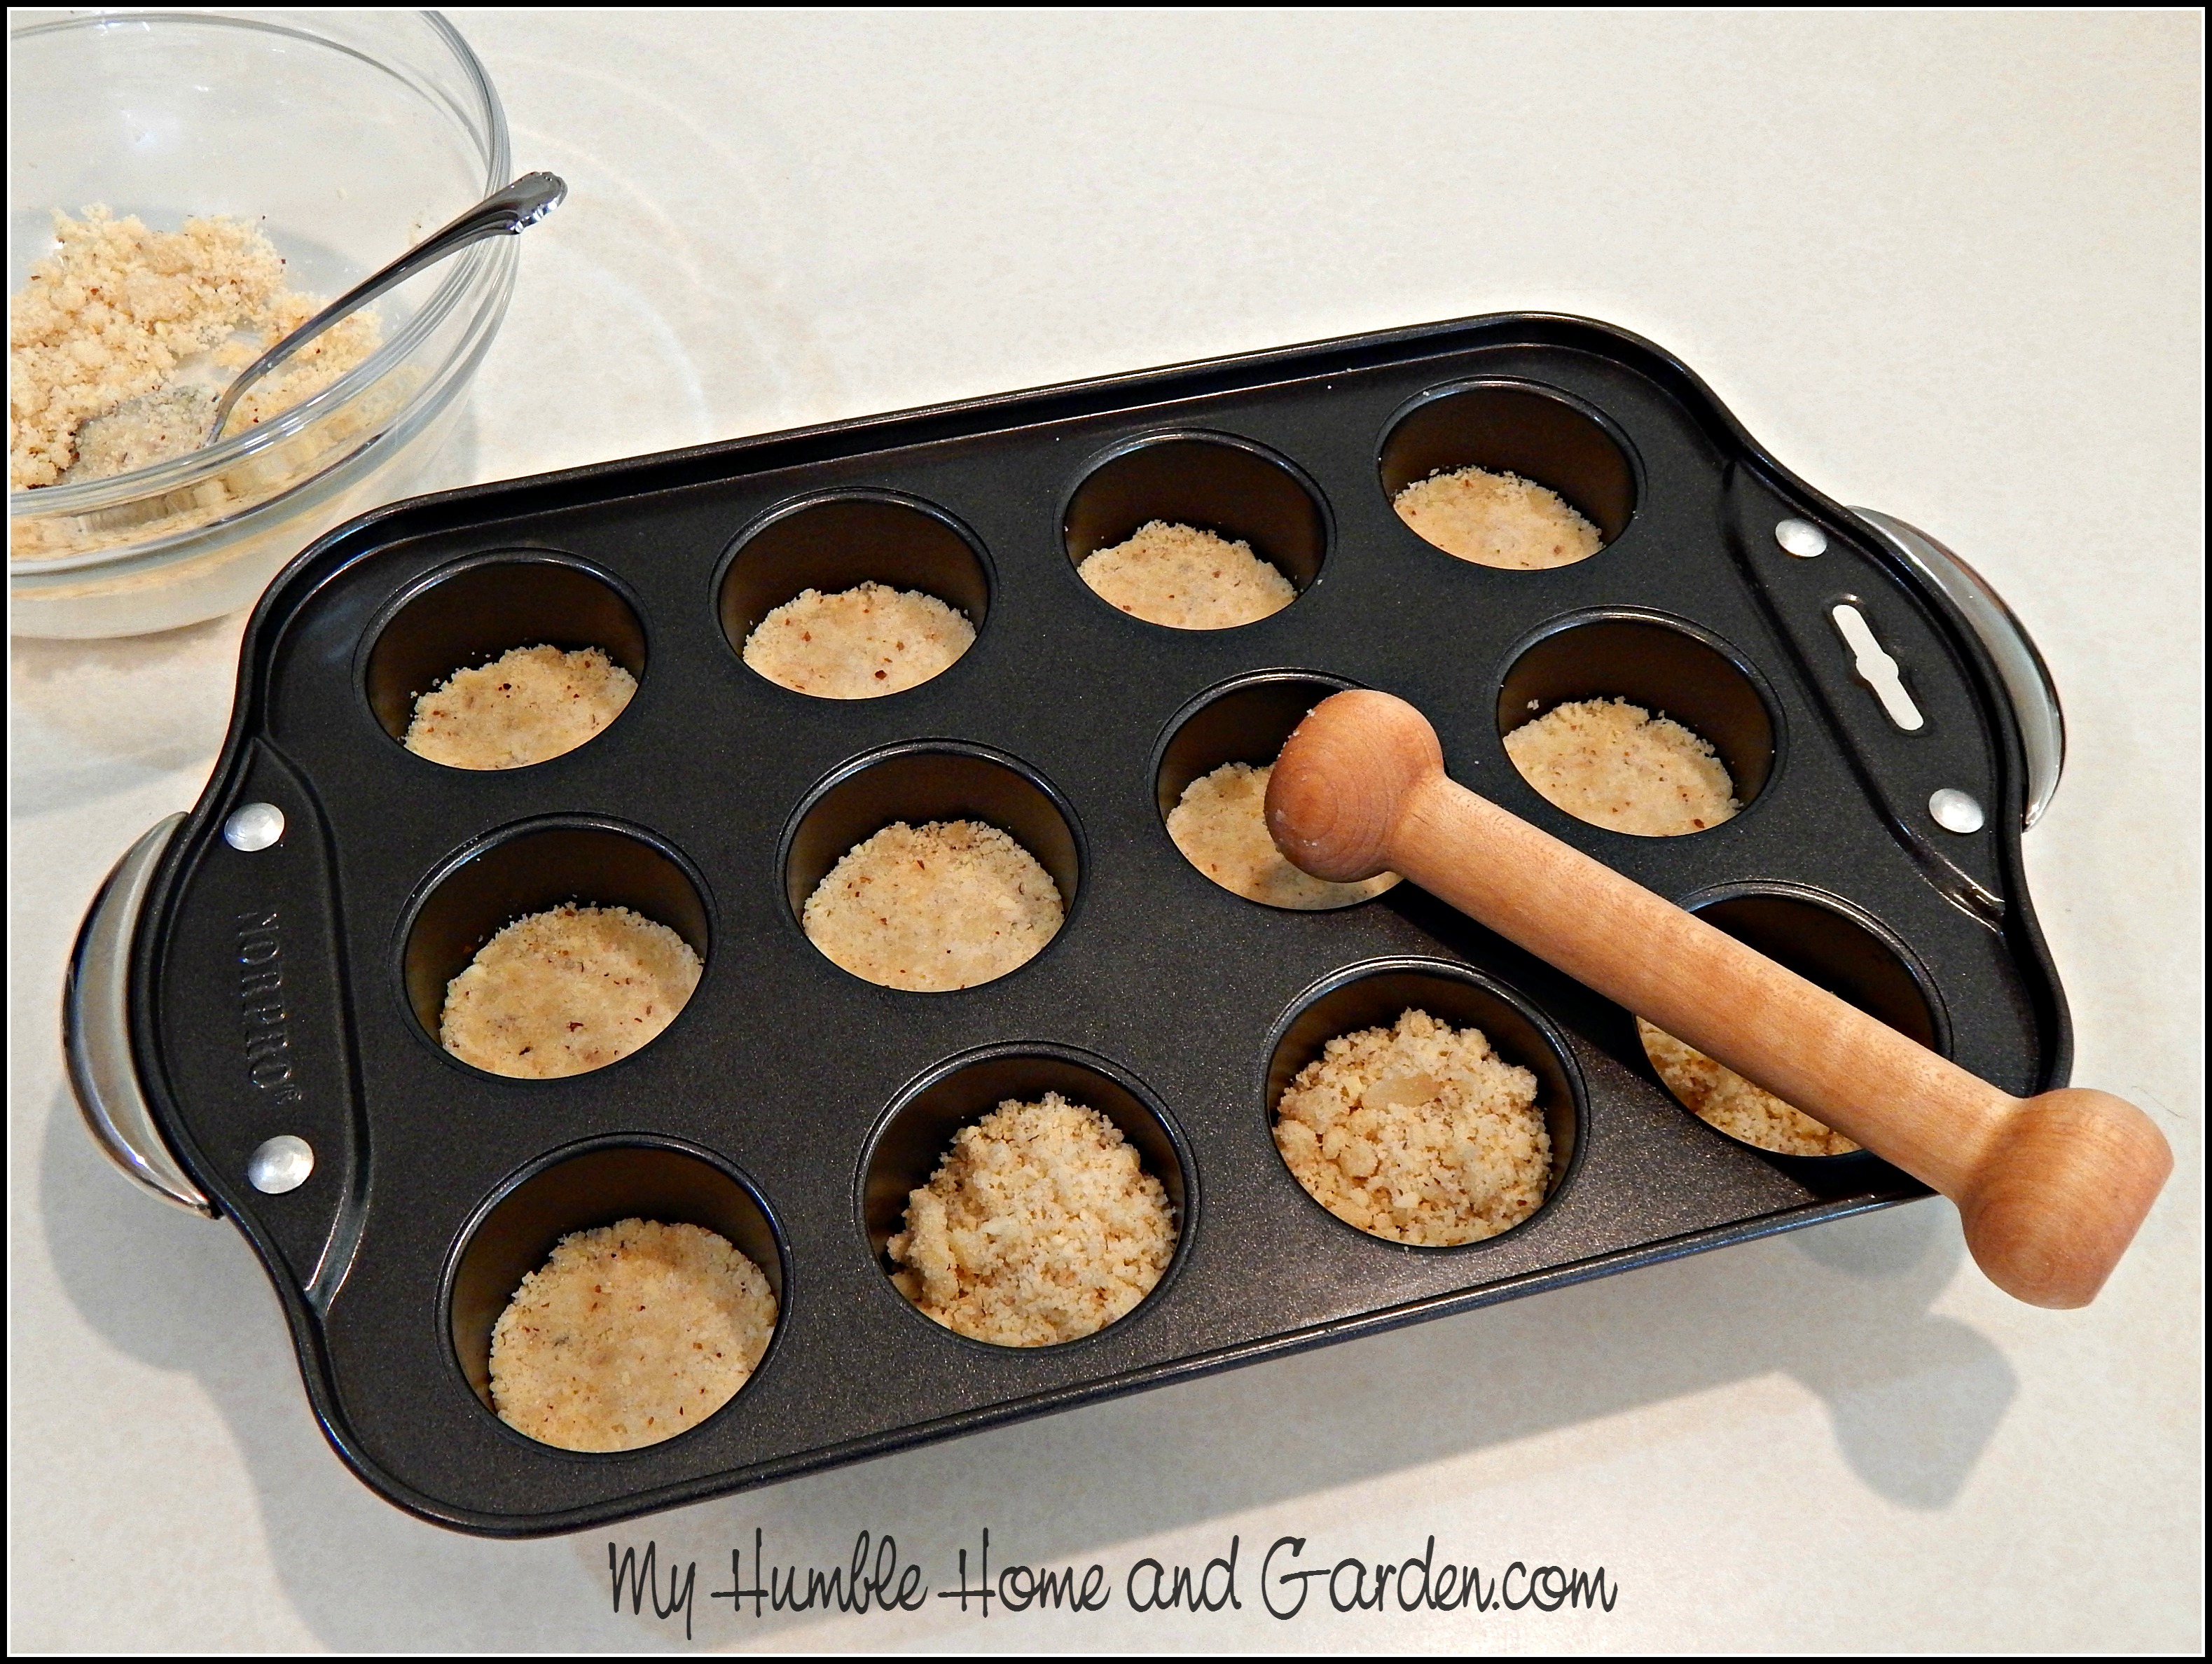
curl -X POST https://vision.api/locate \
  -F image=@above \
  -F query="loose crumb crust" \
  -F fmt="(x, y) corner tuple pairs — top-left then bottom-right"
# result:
(1392, 466), (1603, 569)
(1275, 1008), (1549, 1246)
(67, 386), (214, 483)
(802, 819), (1063, 992)
(1076, 520), (1295, 629)
(1637, 1018), (1860, 1156)
(1168, 761), (1399, 909)
(11, 206), (378, 489)
(489, 1219), (777, 1453)
(404, 644), (637, 770)
(440, 903), (701, 1079)
(743, 583), (975, 698)
(889, 1093), (1175, 1346)
(1505, 697), (1739, 836)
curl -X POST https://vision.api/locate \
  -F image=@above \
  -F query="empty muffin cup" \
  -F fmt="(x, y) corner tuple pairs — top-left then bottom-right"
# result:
(401, 817), (711, 1079)
(1063, 432), (1328, 629)
(445, 1137), (784, 1452)
(1266, 959), (1581, 1245)
(1379, 380), (1636, 568)
(862, 1044), (1190, 1347)
(717, 492), (990, 698)
(1641, 885), (1944, 1161)
(1154, 670), (1401, 909)
(1497, 609), (1778, 835)
(782, 742), (1081, 992)
(363, 551), (647, 768)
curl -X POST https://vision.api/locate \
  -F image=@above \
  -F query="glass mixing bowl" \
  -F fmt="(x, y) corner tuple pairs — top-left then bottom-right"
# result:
(8, 9), (516, 637)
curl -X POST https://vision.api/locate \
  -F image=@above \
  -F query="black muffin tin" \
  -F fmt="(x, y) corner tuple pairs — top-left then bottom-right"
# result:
(83, 312), (2070, 1536)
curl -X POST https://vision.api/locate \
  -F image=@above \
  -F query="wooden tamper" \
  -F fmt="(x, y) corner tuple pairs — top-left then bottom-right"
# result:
(1267, 689), (2171, 1308)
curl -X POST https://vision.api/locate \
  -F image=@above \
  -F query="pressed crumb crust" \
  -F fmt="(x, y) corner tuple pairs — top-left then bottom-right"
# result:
(11, 206), (379, 490)
(889, 1093), (1175, 1346)
(1076, 520), (1296, 629)
(1637, 1018), (1860, 1157)
(1168, 761), (1399, 909)
(1275, 1008), (1549, 1246)
(1392, 466), (1603, 569)
(440, 904), (701, 1079)
(1505, 697), (1739, 836)
(489, 1219), (777, 1452)
(404, 644), (637, 770)
(743, 583), (975, 698)
(802, 819), (1063, 992)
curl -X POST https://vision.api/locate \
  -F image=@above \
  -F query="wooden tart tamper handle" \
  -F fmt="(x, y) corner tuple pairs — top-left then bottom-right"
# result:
(1266, 690), (2171, 1309)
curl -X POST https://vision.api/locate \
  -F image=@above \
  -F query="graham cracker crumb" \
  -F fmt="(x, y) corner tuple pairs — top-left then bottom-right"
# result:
(441, 903), (701, 1079)
(1505, 697), (1738, 836)
(1275, 1008), (1549, 1246)
(1638, 1018), (1860, 1156)
(490, 1219), (776, 1452)
(743, 583), (975, 698)
(889, 1093), (1175, 1346)
(11, 205), (379, 490)
(802, 819), (1063, 992)
(1393, 466), (1603, 569)
(404, 644), (637, 770)
(1077, 520), (1295, 629)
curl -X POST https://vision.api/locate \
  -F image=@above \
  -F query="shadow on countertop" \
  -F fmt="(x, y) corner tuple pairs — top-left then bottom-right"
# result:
(37, 1074), (2014, 1651)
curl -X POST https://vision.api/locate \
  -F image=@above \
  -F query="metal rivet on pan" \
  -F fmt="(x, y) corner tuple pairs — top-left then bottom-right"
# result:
(224, 801), (286, 852)
(1928, 788), (1986, 834)
(247, 1134), (314, 1194)
(1775, 518), (1827, 557)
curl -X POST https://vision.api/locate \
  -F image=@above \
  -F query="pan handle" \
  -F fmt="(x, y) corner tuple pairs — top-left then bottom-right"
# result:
(64, 813), (215, 1216)
(1850, 507), (2066, 829)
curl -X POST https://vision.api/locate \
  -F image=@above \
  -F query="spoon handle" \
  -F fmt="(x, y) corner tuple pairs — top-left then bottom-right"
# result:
(207, 171), (567, 443)
(1266, 688), (2171, 1309)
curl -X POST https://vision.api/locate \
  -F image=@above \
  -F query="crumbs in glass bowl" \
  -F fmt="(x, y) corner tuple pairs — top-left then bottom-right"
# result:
(9, 206), (380, 490)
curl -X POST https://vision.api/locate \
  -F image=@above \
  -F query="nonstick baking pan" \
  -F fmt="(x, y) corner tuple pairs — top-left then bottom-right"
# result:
(66, 311), (2070, 1536)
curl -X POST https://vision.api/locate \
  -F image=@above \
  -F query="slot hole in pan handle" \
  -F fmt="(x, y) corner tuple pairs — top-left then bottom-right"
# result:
(1849, 506), (2066, 827)
(361, 552), (647, 745)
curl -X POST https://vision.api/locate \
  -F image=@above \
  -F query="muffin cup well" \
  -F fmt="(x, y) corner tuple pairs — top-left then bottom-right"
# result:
(716, 491), (990, 684)
(362, 551), (646, 751)
(1062, 431), (1329, 603)
(399, 816), (711, 1060)
(443, 1137), (784, 1433)
(859, 1044), (1191, 1345)
(780, 741), (1082, 934)
(1265, 958), (1584, 1237)
(1650, 884), (1947, 1166)
(1153, 669), (1360, 819)
(1497, 608), (1781, 814)
(1380, 378), (1637, 549)
(1152, 669), (1403, 910)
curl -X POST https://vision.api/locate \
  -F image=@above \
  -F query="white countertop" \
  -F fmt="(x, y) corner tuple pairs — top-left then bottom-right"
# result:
(9, 8), (2202, 1651)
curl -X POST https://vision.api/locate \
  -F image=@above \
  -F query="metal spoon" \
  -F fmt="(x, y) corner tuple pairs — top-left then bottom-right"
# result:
(65, 172), (566, 483)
